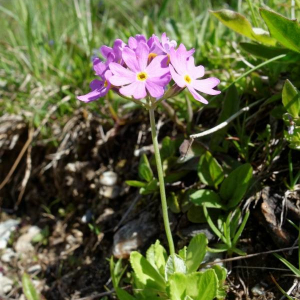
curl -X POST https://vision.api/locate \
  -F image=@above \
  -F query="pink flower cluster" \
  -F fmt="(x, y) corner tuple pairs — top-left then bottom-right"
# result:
(78, 33), (220, 104)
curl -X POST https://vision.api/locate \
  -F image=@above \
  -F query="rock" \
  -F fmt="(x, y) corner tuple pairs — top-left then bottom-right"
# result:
(1, 248), (17, 263)
(177, 224), (216, 242)
(113, 212), (158, 258)
(201, 251), (224, 268)
(99, 186), (121, 199)
(15, 226), (41, 254)
(0, 274), (13, 294)
(100, 171), (118, 186)
(0, 219), (20, 249)
(27, 264), (42, 274)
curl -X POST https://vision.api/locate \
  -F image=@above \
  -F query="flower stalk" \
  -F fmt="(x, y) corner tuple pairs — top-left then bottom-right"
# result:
(149, 106), (175, 256)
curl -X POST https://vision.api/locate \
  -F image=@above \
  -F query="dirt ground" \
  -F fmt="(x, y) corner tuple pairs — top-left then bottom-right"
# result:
(0, 108), (299, 300)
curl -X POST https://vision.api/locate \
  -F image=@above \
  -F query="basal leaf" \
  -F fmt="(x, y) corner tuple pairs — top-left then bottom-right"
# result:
(220, 163), (253, 208)
(22, 273), (41, 300)
(260, 8), (300, 53)
(168, 273), (187, 300)
(130, 251), (166, 291)
(169, 270), (218, 300)
(185, 234), (207, 273)
(210, 9), (276, 45)
(190, 189), (225, 209)
(194, 270), (218, 300)
(146, 240), (168, 277)
(116, 288), (137, 300)
(198, 151), (224, 188)
(165, 255), (187, 281)
(282, 79), (300, 118)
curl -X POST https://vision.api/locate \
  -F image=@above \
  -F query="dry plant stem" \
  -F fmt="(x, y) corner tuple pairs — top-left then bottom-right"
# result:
(149, 107), (175, 257)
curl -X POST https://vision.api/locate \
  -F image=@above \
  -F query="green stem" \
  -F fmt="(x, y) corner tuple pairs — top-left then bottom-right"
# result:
(149, 107), (175, 256)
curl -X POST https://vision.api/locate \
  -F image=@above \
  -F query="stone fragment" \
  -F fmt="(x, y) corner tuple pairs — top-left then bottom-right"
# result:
(15, 226), (41, 254)
(113, 212), (158, 258)
(0, 274), (13, 294)
(100, 171), (118, 186)
(0, 219), (20, 249)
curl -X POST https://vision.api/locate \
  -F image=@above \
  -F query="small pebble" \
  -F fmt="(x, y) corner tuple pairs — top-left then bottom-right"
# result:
(28, 264), (42, 274)
(100, 171), (118, 186)
(1, 248), (16, 263)
(251, 284), (266, 296)
(0, 274), (13, 294)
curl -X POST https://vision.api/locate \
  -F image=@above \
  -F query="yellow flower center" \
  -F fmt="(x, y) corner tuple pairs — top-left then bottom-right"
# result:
(184, 75), (192, 84)
(137, 71), (148, 81)
(148, 53), (157, 64)
(104, 80), (108, 87)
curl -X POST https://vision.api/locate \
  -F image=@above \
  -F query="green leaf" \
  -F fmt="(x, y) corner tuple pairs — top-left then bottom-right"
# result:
(273, 253), (300, 277)
(165, 255), (187, 281)
(138, 154), (153, 182)
(168, 273), (187, 300)
(139, 178), (158, 195)
(240, 42), (291, 59)
(190, 189), (225, 209)
(125, 180), (146, 188)
(187, 205), (206, 223)
(260, 8), (300, 53)
(167, 192), (181, 213)
(185, 234), (207, 273)
(169, 270), (218, 300)
(116, 288), (137, 300)
(210, 9), (276, 45)
(212, 265), (227, 300)
(130, 251), (166, 291)
(220, 163), (253, 208)
(198, 151), (224, 188)
(146, 240), (168, 277)
(161, 136), (175, 160)
(178, 246), (187, 261)
(282, 79), (300, 118)
(22, 273), (41, 300)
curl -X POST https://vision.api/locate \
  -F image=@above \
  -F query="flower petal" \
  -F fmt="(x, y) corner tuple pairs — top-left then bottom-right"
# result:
(100, 45), (112, 59)
(109, 62), (136, 85)
(146, 80), (165, 98)
(136, 42), (149, 71)
(187, 86), (208, 104)
(193, 78), (221, 95)
(147, 75), (171, 87)
(122, 47), (140, 72)
(90, 79), (104, 90)
(186, 57), (205, 79)
(78, 80), (108, 103)
(169, 65), (185, 88)
(119, 81), (147, 99)
(146, 55), (170, 78)
(93, 58), (107, 77)
(169, 47), (186, 75)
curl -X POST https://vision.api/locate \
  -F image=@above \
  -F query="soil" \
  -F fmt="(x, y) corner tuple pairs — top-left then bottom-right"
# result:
(0, 107), (299, 300)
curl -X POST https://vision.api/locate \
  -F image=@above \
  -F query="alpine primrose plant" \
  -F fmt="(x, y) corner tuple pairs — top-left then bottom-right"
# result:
(79, 33), (225, 300)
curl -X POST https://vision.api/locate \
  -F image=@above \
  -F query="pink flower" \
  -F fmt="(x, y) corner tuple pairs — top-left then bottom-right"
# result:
(109, 42), (171, 99)
(77, 58), (112, 103)
(169, 46), (220, 104)
(155, 32), (177, 55)
(100, 39), (126, 63)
